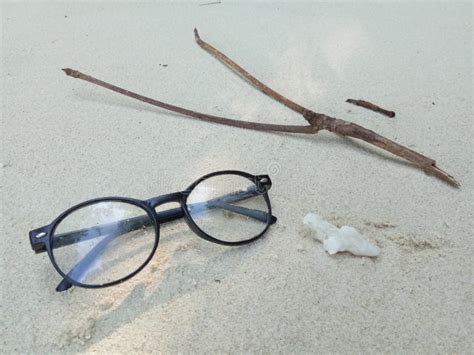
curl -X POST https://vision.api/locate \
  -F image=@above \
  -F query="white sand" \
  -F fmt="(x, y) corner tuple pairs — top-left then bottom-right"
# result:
(1, 1), (472, 353)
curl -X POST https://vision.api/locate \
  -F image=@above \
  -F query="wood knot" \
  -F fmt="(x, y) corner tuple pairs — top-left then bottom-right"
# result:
(303, 109), (325, 129)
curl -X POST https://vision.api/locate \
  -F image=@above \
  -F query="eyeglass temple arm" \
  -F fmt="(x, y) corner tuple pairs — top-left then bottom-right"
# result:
(55, 206), (180, 291)
(56, 232), (116, 291)
(51, 208), (182, 252)
(48, 189), (276, 252)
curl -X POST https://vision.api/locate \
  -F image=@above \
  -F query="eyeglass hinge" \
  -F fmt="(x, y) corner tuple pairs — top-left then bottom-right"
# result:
(29, 228), (48, 254)
(255, 174), (272, 192)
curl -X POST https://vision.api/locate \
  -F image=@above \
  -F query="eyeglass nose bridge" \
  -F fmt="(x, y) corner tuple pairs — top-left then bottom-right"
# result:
(147, 192), (185, 208)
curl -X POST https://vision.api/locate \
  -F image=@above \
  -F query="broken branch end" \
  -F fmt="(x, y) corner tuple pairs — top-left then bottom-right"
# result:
(62, 68), (80, 78)
(194, 28), (202, 44)
(428, 164), (460, 188)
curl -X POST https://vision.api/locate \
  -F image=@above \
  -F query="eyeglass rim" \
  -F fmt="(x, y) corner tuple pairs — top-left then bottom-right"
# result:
(48, 197), (160, 290)
(182, 170), (273, 246)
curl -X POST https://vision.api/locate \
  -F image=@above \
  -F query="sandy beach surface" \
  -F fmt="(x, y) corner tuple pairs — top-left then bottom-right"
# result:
(1, 1), (472, 353)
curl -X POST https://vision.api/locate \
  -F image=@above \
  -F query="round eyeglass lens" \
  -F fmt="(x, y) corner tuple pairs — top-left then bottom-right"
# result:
(186, 174), (270, 243)
(51, 201), (156, 286)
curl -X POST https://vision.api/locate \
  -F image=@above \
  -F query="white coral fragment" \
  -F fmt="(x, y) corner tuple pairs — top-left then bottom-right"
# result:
(303, 213), (379, 257)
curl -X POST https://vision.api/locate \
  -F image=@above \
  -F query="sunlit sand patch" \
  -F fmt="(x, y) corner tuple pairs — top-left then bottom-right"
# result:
(321, 22), (371, 78)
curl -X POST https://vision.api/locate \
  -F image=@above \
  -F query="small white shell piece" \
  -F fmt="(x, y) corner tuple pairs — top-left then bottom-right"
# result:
(303, 213), (379, 257)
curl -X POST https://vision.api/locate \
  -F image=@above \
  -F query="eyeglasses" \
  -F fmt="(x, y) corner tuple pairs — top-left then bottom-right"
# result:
(29, 170), (276, 292)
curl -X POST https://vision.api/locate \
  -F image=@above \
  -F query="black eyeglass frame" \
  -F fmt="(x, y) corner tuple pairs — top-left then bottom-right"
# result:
(29, 170), (276, 291)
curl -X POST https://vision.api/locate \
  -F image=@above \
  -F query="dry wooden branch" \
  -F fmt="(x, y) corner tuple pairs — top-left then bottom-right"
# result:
(62, 29), (459, 187)
(193, 29), (458, 187)
(62, 69), (318, 134)
(346, 99), (396, 118)
(193, 29), (306, 116)
(198, 1), (221, 6)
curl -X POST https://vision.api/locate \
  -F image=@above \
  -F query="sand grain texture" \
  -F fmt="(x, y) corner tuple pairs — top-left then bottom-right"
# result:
(1, 2), (472, 353)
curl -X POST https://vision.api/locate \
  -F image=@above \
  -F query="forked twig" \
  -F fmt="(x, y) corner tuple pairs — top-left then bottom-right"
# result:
(193, 29), (457, 187)
(62, 29), (459, 187)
